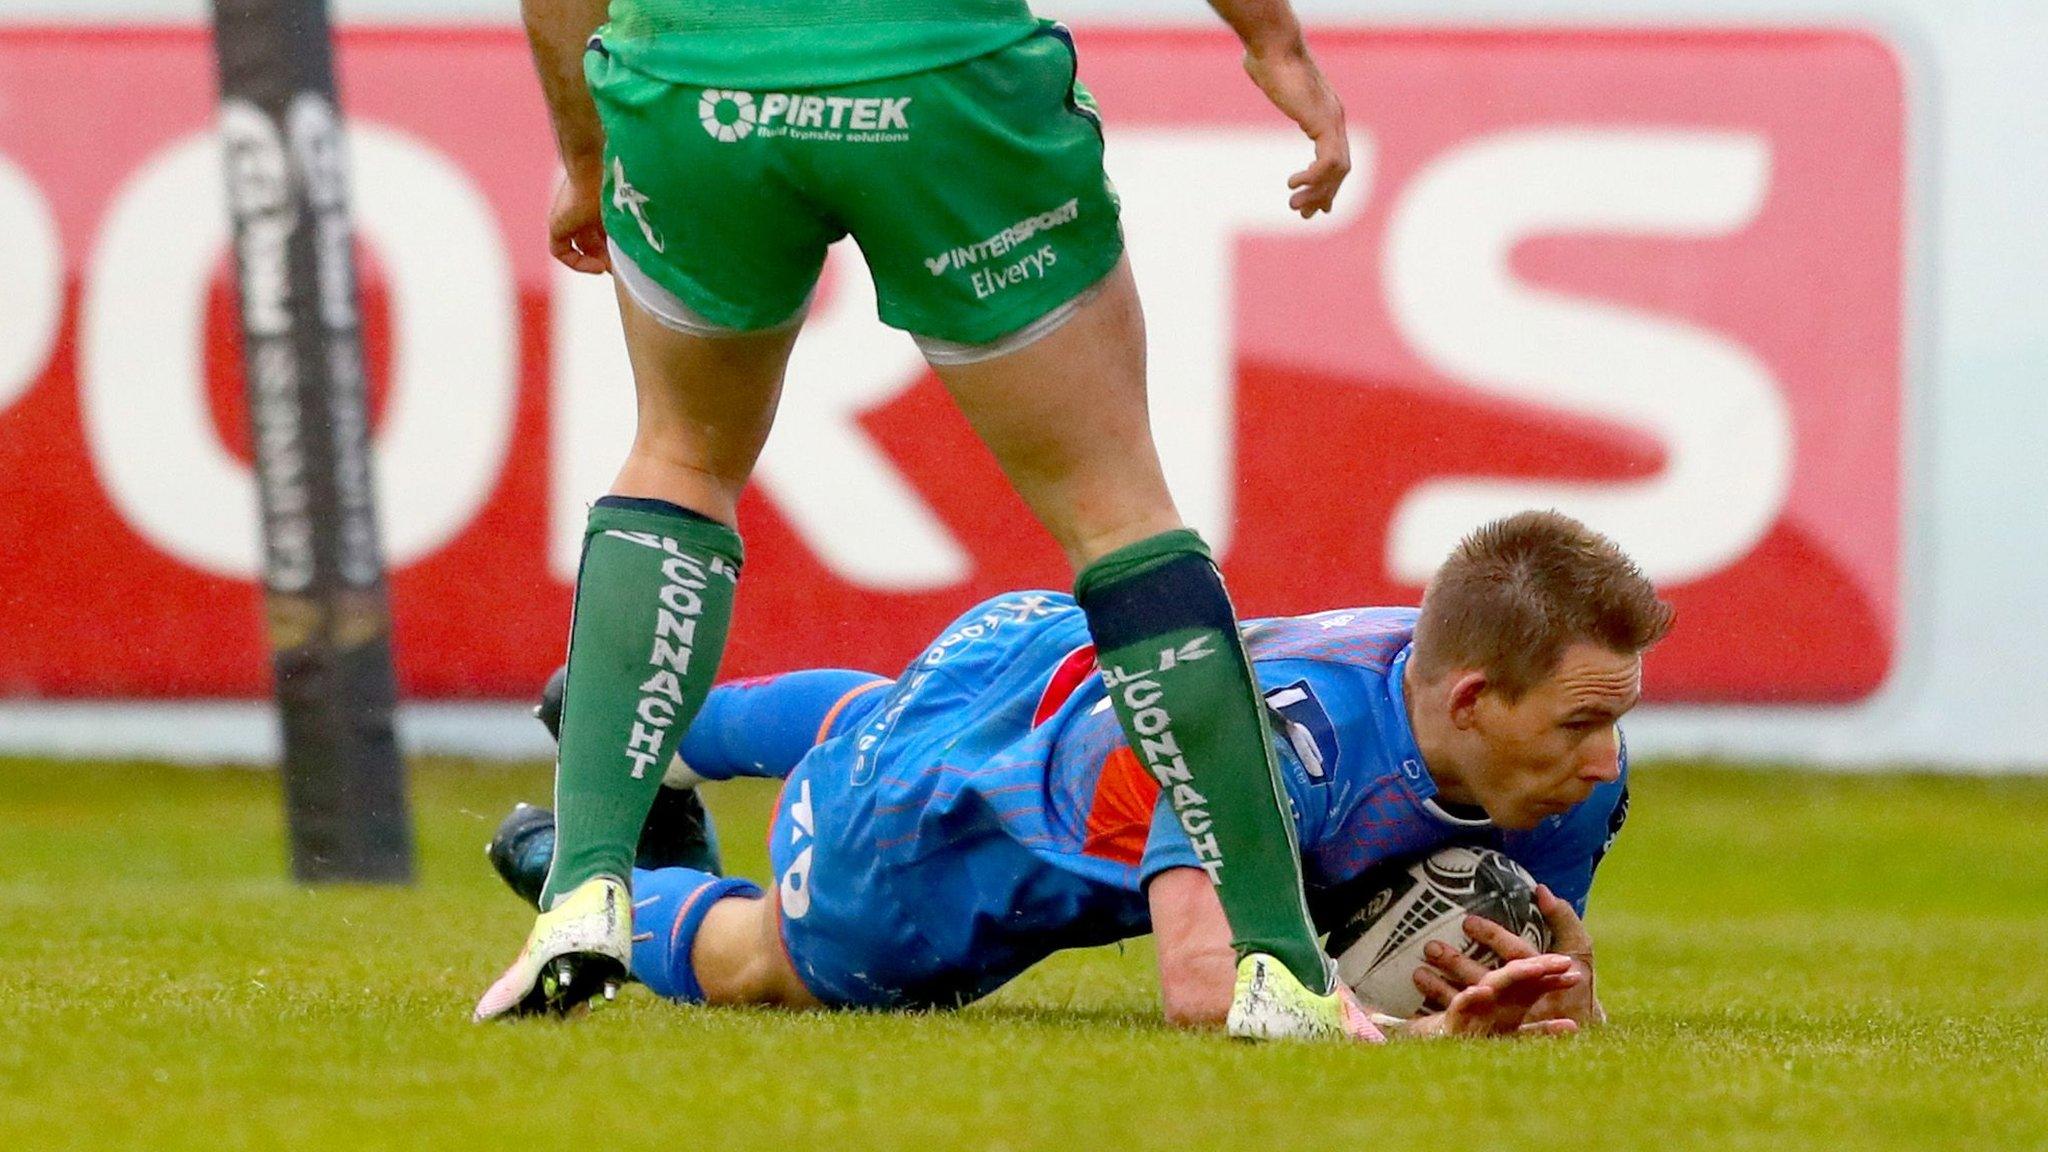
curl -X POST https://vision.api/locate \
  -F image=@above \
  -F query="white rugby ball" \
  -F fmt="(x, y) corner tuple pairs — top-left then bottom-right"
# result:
(1323, 845), (1550, 1019)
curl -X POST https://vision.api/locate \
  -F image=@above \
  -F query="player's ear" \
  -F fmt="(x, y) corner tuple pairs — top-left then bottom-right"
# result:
(1447, 671), (1488, 729)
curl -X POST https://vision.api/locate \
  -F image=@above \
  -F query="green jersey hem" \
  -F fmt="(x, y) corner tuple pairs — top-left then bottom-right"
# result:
(603, 19), (1041, 89)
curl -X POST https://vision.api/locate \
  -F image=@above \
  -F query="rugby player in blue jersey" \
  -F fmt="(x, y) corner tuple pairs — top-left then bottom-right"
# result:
(488, 511), (1668, 1037)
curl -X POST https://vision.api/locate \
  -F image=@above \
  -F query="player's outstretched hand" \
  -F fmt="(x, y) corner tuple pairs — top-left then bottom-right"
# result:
(548, 169), (611, 275)
(1415, 887), (1605, 1028)
(1406, 954), (1583, 1039)
(1239, 39), (1350, 218)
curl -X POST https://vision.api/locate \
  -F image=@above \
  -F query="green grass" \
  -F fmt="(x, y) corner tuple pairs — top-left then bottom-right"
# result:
(2, 759), (2045, 1150)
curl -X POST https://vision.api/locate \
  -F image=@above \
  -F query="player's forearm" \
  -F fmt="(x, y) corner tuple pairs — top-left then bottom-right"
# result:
(521, 0), (611, 176)
(1204, 0), (1309, 59)
(1147, 867), (1238, 1028)
(1159, 960), (1233, 1028)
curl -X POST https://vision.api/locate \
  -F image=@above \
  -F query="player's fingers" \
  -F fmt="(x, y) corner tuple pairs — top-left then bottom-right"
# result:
(1482, 955), (1577, 998)
(1489, 978), (1568, 1018)
(1523, 973), (1584, 1004)
(1536, 885), (1595, 952)
(549, 233), (589, 272)
(1463, 914), (1541, 961)
(1286, 151), (1348, 216)
(1515, 1018), (1580, 1039)
(1287, 134), (1350, 186)
(1287, 176), (1337, 217)
(1422, 939), (1490, 986)
(1444, 982), (1500, 1034)
(553, 242), (607, 275)
(576, 227), (612, 273)
(1413, 965), (1463, 1006)
(1457, 983), (1538, 1037)
(552, 225), (609, 275)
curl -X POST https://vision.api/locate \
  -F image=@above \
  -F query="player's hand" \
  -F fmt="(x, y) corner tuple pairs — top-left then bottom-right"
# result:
(1525, 884), (1604, 1026)
(548, 166), (611, 275)
(1240, 39), (1350, 218)
(1414, 886), (1605, 1027)
(1405, 954), (1583, 1039)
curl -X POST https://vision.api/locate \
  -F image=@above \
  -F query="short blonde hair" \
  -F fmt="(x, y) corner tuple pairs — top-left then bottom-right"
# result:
(1411, 510), (1674, 699)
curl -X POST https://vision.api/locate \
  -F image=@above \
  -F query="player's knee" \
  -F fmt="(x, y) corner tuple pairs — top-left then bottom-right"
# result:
(692, 893), (816, 1008)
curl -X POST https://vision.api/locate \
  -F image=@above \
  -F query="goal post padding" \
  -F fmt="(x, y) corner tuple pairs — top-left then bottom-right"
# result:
(210, 0), (415, 883)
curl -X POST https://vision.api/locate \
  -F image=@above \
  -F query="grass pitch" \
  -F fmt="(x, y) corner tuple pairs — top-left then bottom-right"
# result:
(2, 758), (2045, 1151)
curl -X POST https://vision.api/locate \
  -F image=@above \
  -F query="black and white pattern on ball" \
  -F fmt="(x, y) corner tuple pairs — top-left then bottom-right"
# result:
(1324, 846), (1551, 1019)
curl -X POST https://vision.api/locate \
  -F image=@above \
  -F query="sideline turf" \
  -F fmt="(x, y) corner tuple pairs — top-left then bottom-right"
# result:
(1, 759), (2044, 1150)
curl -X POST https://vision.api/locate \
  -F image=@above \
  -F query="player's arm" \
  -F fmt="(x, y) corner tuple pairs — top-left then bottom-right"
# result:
(523, 0), (607, 174)
(1202, 0), (1349, 216)
(520, 0), (612, 272)
(1147, 867), (1581, 1037)
(1146, 867), (1237, 1027)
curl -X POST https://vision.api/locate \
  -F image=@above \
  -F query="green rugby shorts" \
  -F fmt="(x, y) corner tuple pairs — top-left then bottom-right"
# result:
(587, 22), (1124, 352)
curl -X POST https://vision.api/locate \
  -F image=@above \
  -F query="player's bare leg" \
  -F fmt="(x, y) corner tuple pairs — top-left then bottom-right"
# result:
(931, 258), (1351, 1038)
(928, 260), (1180, 566)
(604, 283), (798, 524)
(475, 286), (798, 1021)
(689, 893), (821, 1008)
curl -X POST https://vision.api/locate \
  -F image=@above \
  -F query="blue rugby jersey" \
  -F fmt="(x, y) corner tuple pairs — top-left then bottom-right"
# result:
(1026, 603), (1626, 912)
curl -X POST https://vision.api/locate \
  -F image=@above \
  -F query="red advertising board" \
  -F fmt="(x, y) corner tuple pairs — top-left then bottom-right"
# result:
(0, 27), (1904, 702)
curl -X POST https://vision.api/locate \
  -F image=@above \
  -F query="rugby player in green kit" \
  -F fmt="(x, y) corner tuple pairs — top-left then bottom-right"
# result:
(477, 0), (1362, 1040)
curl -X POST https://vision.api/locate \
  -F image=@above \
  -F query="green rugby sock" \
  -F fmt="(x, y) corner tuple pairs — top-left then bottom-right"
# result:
(1076, 530), (1329, 992)
(540, 496), (742, 910)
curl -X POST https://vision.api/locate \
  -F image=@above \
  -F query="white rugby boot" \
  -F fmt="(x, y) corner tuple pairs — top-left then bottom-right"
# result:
(473, 875), (633, 1022)
(1225, 952), (1385, 1043)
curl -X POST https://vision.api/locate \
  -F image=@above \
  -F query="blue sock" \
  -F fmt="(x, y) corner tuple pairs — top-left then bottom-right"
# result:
(628, 866), (763, 1002)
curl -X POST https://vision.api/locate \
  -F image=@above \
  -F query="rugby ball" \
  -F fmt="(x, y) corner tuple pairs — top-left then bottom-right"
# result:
(1323, 845), (1550, 1019)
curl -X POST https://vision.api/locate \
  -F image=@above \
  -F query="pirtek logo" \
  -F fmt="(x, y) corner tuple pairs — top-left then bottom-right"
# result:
(699, 90), (911, 141)
(698, 90), (756, 141)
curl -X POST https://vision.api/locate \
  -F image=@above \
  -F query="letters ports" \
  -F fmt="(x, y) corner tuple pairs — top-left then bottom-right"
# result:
(0, 29), (1902, 702)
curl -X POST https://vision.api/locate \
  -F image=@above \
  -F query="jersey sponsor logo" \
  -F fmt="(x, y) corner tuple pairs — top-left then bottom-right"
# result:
(699, 89), (911, 144)
(923, 198), (1081, 278)
(851, 594), (1059, 785)
(1264, 679), (1340, 784)
(779, 779), (816, 919)
(698, 89), (757, 142)
(969, 245), (1057, 300)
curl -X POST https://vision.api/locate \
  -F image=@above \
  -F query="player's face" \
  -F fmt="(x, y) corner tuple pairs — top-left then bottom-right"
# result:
(1465, 643), (1640, 830)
